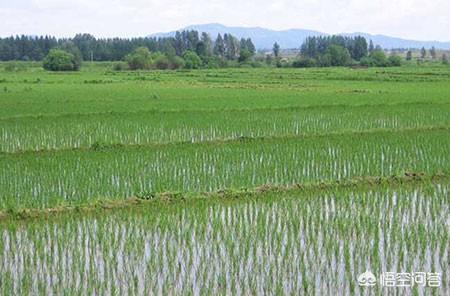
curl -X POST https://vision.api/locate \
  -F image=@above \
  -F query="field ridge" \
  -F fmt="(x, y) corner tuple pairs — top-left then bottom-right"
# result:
(1, 101), (449, 121)
(1, 172), (447, 222)
(1, 125), (449, 155)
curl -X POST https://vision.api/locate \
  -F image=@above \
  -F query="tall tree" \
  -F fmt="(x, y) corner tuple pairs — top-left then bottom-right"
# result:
(429, 46), (437, 59)
(73, 33), (96, 61)
(420, 47), (427, 59)
(273, 42), (280, 58)
(368, 40), (374, 54)
(246, 38), (256, 55)
(351, 36), (368, 60)
(201, 33), (213, 56)
(213, 34), (225, 58)
(224, 34), (238, 60)
(174, 31), (184, 56)
(406, 50), (413, 61)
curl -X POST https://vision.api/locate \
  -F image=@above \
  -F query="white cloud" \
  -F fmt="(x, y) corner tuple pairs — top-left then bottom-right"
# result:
(1, 0), (449, 41)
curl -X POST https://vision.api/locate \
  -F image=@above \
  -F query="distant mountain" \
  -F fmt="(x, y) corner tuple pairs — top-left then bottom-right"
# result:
(150, 23), (450, 50)
(341, 32), (450, 51)
(150, 23), (324, 50)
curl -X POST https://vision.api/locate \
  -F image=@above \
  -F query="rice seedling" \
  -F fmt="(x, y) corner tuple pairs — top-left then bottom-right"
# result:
(0, 64), (449, 294)
(0, 182), (448, 295)
(0, 103), (449, 152)
(0, 129), (449, 209)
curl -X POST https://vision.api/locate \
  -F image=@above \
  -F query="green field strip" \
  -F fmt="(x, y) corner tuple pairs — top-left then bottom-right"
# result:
(1, 125), (449, 155)
(1, 129), (449, 209)
(1, 102), (449, 152)
(1, 173), (448, 221)
(0, 100), (449, 121)
(0, 179), (448, 294)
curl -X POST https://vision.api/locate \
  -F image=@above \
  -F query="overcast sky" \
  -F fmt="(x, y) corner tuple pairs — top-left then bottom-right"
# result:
(1, 0), (450, 41)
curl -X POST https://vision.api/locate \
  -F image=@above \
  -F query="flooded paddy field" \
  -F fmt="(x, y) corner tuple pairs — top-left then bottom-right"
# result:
(1, 182), (448, 295)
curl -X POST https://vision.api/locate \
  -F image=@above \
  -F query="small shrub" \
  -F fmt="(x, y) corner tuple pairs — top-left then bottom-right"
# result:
(3, 62), (28, 72)
(154, 55), (170, 70)
(360, 50), (389, 67)
(292, 57), (317, 68)
(388, 55), (402, 67)
(442, 54), (449, 65)
(169, 56), (185, 69)
(112, 62), (128, 71)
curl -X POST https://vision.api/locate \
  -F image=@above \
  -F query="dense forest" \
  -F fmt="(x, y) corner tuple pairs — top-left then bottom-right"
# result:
(0, 31), (255, 63)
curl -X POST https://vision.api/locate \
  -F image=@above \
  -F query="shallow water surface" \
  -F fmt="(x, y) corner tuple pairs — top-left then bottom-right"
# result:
(1, 183), (449, 295)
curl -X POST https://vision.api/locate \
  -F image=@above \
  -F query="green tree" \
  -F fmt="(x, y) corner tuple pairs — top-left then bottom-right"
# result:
(195, 41), (208, 58)
(238, 38), (255, 63)
(429, 46), (437, 59)
(351, 36), (368, 60)
(388, 55), (402, 66)
(420, 47), (427, 59)
(125, 47), (153, 70)
(246, 38), (256, 55)
(369, 50), (388, 67)
(443, 54), (449, 65)
(368, 40), (375, 54)
(183, 50), (202, 69)
(169, 55), (185, 69)
(73, 33), (96, 61)
(161, 41), (176, 58)
(153, 53), (170, 70)
(59, 41), (82, 70)
(406, 50), (413, 61)
(43, 49), (79, 71)
(292, 57), (317, 68)
(273, 42), (280, 58)
(326, 45), (351, 66)
(238, 49), (252, 63)
(174, 31), (185, 56)
(213, 34), (225, 58)
(196, 33), (213, 58)
(224, 34), (238, 60)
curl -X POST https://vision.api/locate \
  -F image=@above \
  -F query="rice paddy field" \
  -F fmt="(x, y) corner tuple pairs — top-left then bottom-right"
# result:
(0, 62), (449, 294)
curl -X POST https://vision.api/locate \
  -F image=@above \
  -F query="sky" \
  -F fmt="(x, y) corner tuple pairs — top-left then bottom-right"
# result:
(1, 0), (450, 41)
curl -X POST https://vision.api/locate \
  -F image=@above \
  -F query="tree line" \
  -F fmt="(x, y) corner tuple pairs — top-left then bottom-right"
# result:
(2, 32), (448, 70)
(294, 35), (401, 67)
(0, 31), (256, 65)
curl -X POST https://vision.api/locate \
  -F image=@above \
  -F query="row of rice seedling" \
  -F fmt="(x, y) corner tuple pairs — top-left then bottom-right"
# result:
(1, 103), (448, 152)
(0, 129), (448, 209)
(1, 182), (448, 295)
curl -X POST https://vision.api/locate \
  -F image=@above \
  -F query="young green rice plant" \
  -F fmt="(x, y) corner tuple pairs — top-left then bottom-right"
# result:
(0, 181), (448, 294)
(0, 103), (449, 152)
(0, 129), (449, 209)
